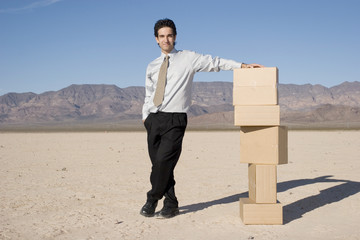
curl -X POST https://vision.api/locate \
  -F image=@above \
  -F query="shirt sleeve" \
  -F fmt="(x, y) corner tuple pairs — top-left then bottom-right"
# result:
(191, 51), (243, 72)
(142, 66), (154, 120)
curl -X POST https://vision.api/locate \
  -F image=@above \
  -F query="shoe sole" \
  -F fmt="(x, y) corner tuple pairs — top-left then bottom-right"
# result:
(140, 212), (155, 217)
(157, 210), (180, 218)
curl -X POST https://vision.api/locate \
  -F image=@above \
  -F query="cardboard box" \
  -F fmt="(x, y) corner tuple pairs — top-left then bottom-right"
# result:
(233, 86), (278, 105)
(240, 126), (288, 165)
(234, 105), (280, 126)
(233, 67), (278, 87)
(249, 164), (277, 203)
(239, 198), (283, 225)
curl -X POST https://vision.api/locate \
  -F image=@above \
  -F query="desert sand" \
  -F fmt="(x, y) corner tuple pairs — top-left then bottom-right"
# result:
(1, 130), (359, 240)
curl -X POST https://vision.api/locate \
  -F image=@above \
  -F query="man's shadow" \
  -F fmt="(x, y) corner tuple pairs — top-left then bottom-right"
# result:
(179, 175), (360, 224)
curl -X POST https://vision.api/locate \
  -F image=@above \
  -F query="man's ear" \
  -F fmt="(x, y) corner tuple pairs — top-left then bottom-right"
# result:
(155, 37), (160, 44)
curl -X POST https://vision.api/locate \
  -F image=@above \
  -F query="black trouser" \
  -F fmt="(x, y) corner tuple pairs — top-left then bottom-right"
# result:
(144, 111), (187, 206)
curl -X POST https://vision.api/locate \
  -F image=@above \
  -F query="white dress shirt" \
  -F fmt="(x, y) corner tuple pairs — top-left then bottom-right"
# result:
(142, 48), (242, 120)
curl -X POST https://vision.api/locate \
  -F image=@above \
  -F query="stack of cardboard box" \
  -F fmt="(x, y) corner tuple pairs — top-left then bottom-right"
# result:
(233, 67), (288, 225)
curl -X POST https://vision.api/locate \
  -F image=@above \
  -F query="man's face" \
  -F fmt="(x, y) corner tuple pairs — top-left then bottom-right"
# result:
(155, 27), (176, 54)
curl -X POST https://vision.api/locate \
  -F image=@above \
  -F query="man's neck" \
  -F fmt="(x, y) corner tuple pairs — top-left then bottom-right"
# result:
(161, 50), (171, 55)
(161, 47), (175, 55)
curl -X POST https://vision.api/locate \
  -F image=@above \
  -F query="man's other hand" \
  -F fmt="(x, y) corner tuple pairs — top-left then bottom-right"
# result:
(241, 63), (264, 68)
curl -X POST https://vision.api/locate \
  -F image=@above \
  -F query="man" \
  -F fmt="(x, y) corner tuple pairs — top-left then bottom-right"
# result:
(141, 18), (263, 218)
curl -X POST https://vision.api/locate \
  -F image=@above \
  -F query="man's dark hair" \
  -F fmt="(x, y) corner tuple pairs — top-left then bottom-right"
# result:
(154, 18), (177, 37)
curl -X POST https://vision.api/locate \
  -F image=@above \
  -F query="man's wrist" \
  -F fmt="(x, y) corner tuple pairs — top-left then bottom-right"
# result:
(241, 63), (248, 68)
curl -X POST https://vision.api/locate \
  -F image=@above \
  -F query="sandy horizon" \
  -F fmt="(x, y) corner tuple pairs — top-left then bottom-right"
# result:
(1, 130), (360, 239)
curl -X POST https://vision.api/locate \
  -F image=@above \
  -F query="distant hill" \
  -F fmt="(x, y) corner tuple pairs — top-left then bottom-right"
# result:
(1, 81), (360, 130)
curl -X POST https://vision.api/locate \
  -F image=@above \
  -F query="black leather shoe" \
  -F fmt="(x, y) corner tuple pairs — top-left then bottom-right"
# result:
(159, 206), (179, 218)
(140, 200), (158, 217)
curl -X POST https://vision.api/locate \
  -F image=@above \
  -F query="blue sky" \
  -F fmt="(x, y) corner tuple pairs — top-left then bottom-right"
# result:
(0, 0), (359, 94)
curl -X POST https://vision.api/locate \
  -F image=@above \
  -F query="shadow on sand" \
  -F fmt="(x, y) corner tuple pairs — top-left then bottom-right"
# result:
(179, 175), (360, 224)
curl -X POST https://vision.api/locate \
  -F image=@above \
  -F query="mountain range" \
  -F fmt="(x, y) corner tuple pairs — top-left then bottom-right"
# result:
(1, 81), (360, 130)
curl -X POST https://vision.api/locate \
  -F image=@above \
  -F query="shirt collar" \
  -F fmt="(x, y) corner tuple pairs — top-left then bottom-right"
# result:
(160, 48), (178, 58)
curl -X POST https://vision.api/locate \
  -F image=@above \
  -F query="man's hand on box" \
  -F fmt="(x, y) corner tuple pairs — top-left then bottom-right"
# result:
(242, 63), (265, 68)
